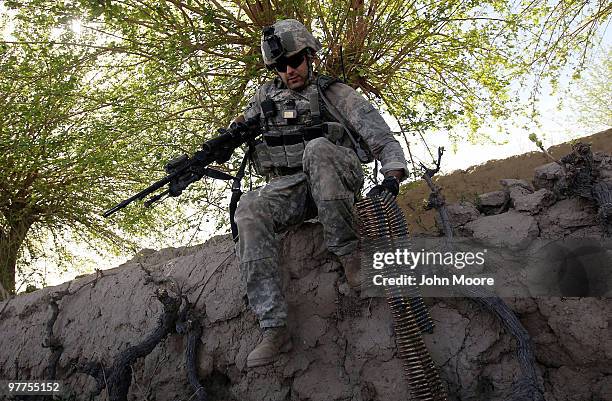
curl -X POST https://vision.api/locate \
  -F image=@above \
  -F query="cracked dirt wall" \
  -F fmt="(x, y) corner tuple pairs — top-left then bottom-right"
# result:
(1, 152), (611, 401)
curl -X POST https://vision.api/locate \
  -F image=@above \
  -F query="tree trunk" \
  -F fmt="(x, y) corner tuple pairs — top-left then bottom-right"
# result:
(0, 218), (33, 300)
(0, 280), (8, 300)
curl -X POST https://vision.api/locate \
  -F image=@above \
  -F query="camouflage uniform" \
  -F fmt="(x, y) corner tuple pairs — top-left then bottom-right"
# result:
(235, 75), (408, 328)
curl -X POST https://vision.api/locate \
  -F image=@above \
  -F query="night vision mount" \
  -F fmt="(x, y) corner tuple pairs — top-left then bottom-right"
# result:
(262, 26), (284, 61)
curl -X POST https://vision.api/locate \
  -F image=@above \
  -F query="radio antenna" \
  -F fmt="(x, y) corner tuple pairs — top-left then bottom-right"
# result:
(339, 45), (347, 83)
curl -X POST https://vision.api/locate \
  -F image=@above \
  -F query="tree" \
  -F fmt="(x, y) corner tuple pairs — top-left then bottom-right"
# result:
(569, 47), (612, 129)
(0, 11), (213, 297)
(1, 0), (610, 296)
(46, 0), (611, 133)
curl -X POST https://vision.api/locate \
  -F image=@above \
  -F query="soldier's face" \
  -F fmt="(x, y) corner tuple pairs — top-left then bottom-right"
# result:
(276, 53), (309, 90)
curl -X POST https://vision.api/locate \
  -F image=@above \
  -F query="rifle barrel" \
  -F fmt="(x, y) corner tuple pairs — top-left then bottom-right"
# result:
(102, 118), (261, 218)
(103, 174), (174, 218)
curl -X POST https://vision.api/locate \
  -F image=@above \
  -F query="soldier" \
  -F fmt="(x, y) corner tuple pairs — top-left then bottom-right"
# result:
(233, 19), (409, 368)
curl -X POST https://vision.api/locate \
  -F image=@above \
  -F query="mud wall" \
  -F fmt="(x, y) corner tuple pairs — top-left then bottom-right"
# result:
(1, 152), (611, 401)
(399, 128), (612, 234)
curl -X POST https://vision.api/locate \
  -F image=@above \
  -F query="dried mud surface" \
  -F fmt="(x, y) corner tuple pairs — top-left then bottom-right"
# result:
(1, 222), (610, 400)
(1, 140), (612, 401)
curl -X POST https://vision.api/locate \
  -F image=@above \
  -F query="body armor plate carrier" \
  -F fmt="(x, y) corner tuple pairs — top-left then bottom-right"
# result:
(250, 75), (372, 177)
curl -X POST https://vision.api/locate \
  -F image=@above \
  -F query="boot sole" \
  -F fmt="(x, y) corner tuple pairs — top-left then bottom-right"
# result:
(246, 340), (293, 368)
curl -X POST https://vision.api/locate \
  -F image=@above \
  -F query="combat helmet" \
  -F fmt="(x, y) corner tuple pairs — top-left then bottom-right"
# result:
(261, 19), (322, 67)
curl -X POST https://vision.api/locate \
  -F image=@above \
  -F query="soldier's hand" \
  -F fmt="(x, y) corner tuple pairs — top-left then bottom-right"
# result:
(229, 120), (249, 133)
(366, 176), (400, 199)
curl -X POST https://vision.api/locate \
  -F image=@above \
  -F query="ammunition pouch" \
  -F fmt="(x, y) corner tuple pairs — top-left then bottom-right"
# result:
(320, 122), (345, 144)
(250, 139), (274, 176)
(251, 122), (352, 176)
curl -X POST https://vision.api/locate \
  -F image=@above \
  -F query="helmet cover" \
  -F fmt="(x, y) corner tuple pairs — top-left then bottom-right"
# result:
(261, 19), (322, 66)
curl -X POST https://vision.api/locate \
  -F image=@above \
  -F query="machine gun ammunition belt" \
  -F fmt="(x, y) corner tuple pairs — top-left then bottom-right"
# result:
(355, 195), (447, 401)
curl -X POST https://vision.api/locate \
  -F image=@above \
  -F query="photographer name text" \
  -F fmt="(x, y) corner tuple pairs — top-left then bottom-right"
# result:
(372, 274), (494, 287)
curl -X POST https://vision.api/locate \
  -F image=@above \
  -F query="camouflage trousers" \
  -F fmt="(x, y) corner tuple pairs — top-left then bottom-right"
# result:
(235, 137), (364, 328)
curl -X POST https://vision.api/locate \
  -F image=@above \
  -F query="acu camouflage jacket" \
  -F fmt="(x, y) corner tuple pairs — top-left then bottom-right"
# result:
(242, 75), (409, 178)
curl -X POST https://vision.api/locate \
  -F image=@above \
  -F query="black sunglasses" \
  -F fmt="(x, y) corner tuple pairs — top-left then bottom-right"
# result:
(274, 53), (306, 73)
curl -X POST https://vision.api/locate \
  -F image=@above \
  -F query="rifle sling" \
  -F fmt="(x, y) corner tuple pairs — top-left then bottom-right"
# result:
(229, 151), (251, 243)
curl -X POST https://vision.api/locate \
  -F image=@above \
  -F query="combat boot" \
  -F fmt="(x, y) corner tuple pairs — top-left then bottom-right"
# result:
(246, 326), (292, 368)
(338, 250), (362, 289)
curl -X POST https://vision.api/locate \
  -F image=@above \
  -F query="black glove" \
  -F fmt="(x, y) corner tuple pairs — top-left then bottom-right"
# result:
(228, 121), (249, 134)
(366, 176), (400, 198)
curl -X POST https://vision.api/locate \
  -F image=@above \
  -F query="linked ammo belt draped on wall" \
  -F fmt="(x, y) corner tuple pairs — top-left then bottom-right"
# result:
(356, 195), (448, 401)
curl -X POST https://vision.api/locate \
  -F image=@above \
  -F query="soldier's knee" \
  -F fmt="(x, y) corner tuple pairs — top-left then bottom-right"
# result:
(303, 137), (335, 164)
(235, 192), (267, 227)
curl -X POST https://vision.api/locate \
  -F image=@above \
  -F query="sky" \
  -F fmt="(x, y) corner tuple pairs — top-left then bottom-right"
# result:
(2, 3), (611, 290)
(391, 40), (611, 176)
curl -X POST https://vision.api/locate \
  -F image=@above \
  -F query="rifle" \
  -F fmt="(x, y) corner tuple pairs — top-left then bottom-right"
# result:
(103, 117), (260, 218)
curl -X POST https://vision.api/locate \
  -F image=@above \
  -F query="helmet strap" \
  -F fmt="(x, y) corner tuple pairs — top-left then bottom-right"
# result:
(305, 51), (316, 84)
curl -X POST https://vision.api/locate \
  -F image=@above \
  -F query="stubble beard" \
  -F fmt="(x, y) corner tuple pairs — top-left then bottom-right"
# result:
(285, 74), (306, 90)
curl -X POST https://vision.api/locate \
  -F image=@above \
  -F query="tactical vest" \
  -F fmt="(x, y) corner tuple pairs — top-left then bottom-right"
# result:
(230, 75), (374, 242)
(250, 75), (367, 177)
